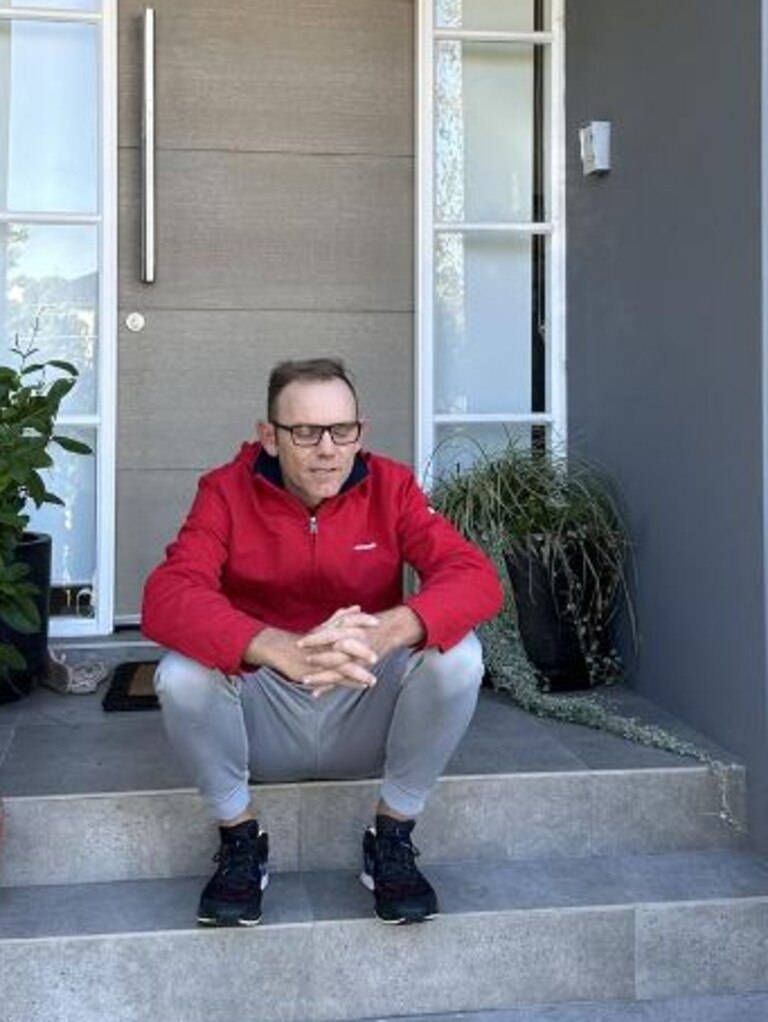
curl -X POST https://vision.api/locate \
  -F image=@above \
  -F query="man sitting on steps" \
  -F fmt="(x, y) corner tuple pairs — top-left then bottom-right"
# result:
(141, 357), (503, 927)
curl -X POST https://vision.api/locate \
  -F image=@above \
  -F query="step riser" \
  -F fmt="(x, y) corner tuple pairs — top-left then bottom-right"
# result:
(2, 768), (745, 886)
(2, 900), (767, 1022)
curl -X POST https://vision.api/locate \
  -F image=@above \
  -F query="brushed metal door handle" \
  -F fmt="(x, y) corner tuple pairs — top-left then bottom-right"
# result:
(141, 8), (155, 283)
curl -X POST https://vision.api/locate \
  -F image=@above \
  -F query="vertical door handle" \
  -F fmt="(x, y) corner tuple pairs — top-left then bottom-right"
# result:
(141, 8), (156, 282)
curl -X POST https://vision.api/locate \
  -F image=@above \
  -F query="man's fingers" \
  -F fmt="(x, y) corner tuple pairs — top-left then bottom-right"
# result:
(299, 622), (379, 651)
(302, 662), (377, 687)
(334, 612), (380, 629)
(310, 683), (337, 700)
(304, 639), (377, 667)
(320, 605), (361, 628)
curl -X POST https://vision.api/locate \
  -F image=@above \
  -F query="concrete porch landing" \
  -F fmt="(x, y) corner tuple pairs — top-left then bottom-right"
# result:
(0, 674), (742, 797)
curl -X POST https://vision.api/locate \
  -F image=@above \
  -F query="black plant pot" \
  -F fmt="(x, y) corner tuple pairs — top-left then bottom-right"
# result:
(504, 544), (591, 691)
(0, 532), (52, 704)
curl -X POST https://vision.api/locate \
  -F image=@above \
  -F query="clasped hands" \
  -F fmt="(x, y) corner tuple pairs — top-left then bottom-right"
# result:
(297, 604), (382, 698)
(247, 603), (424, 700)
(247, 605), (382, 700)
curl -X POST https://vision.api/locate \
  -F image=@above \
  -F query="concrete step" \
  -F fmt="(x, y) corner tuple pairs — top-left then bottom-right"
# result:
(314, 993), (768, 1022)
(2, 762), (746, 886)
(2, 849), (768, 1022)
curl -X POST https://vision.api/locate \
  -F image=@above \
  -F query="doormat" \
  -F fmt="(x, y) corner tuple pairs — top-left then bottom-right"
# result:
(102, 661), (160, 712)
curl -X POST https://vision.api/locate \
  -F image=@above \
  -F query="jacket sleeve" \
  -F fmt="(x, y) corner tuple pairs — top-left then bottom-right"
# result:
(141, 475), (266, 674)
(398, 472), (504, 651)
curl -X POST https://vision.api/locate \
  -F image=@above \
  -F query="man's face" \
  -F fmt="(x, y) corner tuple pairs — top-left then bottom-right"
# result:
(258, 378), (363, 509)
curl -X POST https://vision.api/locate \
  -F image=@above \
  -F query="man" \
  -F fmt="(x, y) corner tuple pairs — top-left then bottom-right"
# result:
(142, 357), (503, 928)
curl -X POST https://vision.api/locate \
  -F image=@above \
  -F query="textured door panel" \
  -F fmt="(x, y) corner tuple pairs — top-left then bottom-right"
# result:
(118, 150), (413, 312)
(118, 0), (413, 154)
(116, 0), (415, 618)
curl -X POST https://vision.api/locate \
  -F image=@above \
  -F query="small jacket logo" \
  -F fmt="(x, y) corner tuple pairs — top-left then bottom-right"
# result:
(353, 542), (378, 551)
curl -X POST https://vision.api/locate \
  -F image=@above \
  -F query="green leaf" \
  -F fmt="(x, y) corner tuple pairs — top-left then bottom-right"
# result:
(6, 561), (31, 581)
(0, 601), (39, 633)
(52, 435), (92, 455)
(0, 643), (26, 670)
(46, 377), (75, 405)
(0, 509), (26, 529)
(25, 470), (46, 507)
(46, 360), (79, 376)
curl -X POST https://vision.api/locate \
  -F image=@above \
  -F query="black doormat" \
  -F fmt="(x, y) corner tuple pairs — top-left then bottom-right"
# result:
(102, 661), (160, 712)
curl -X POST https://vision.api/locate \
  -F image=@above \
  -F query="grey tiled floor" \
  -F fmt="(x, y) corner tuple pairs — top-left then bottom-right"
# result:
(0, 678), (738, 799)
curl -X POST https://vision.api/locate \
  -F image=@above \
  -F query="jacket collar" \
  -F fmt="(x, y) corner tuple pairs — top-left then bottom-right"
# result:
(253, 447), (369, 495)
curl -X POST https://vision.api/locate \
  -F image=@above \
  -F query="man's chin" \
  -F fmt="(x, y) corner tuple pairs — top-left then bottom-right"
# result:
(306, 480), (343, 503)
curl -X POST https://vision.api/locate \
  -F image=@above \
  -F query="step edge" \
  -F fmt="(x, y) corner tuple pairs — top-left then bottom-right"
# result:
(2, 894), (768, 946)
(3, 763), (744, 804)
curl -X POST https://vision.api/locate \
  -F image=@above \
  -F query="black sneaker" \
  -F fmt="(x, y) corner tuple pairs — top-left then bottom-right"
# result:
(197, 819), (269, 927)
(360, 815), (438, 924)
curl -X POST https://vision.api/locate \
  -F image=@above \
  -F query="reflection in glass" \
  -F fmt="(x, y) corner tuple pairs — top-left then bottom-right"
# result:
(435, 41), (535, 223)
(435, 232), (533, 415)
(28, 426), (97, 614)
(436, 0), (535, 33)
(432, 422), (539, 479)
(0, 223), (98, 414)
(0, 21), (98, 213)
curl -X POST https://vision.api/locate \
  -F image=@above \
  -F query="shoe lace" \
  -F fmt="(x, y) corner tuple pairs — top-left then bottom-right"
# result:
(213, 836), (262, 886)
(378, 831), (423, 886)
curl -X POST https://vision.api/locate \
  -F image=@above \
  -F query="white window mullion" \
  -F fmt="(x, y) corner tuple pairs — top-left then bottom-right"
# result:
(434, 29), (553, 43)
(434, 221), (552, 233)
(0, 212), (100, 224)
(548, 0), (567, 446)
(0, 8), (101, 24)
(94, 0), (117, 637)
(416, 0), (436, 482)
(435, 412), (555, 424)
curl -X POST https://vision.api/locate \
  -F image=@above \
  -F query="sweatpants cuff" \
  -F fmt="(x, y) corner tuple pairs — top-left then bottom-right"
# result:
(379, 779), (426, 819)
(209, 781), (251, 822)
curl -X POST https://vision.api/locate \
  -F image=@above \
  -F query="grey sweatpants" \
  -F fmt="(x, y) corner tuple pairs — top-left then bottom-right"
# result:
(154, 631), (483, 821)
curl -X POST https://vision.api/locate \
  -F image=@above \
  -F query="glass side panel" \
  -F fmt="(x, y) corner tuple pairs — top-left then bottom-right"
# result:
(0, 223), (98, 414)
(435, 41), (538, 223)
(28, 426), (97, 614)
(435, 0), (538, 33)
(434, 231), (535, 415)
(431, 421), (543, 479)
(0, 20), (98, 213)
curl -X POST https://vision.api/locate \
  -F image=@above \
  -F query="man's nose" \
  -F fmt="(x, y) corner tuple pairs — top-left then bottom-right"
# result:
(316, 430), (336, 454)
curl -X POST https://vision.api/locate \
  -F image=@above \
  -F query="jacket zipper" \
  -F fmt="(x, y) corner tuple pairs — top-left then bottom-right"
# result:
(309, 515), (319, 588)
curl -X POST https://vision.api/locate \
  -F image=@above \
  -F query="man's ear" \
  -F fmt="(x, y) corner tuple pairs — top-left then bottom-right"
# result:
(358, 418), (370, 446)
(257, 420), (278, 456)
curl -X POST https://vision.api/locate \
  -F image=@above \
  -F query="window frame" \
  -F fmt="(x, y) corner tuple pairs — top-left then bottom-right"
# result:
(0, 2), (117, 637)
(415, 0), (567, 482)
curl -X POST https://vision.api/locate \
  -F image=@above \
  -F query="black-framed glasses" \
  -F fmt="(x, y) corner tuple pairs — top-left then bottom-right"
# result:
(271, 420), (362, 447)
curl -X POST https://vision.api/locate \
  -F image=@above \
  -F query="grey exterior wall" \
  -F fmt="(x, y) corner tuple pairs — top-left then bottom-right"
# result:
(566, 1), (768, 845)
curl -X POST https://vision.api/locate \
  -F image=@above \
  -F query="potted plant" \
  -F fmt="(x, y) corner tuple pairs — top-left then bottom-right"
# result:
(0, 324), (91, 703)
(430, 438), (637, 691)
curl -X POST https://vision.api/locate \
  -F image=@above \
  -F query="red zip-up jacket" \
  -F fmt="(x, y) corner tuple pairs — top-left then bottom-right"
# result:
(141, 442), (503, 674)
